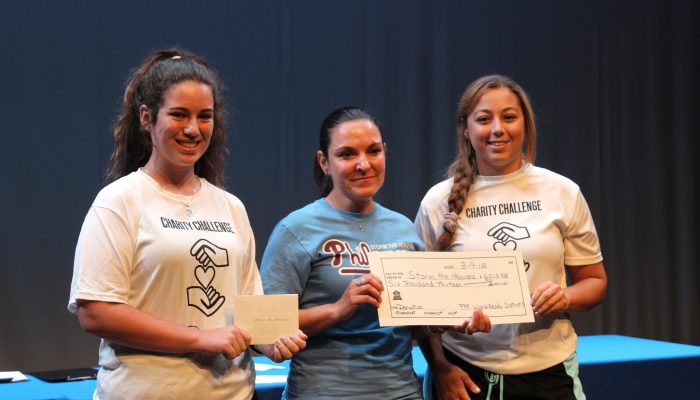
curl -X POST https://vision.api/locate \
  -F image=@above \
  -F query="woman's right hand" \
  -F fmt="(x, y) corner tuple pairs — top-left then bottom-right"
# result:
(77, 300), (253, 357)
(453, 308), (492, 335)
(333, 273), (384, 322)
(196, 325), (251, 359)
(433, 360), (481, 400)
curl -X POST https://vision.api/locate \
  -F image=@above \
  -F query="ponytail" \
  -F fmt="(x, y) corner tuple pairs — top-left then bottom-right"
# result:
(105, 48), (228, 187)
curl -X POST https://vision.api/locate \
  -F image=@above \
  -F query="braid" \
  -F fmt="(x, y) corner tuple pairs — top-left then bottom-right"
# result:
(434, 74), (537, 251)
(435, 157), (476, 250)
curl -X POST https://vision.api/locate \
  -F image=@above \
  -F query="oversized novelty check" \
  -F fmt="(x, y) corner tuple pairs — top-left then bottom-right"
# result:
(368, 251), (534, 326)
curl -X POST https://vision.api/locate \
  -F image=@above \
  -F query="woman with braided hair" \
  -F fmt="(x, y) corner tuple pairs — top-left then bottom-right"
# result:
(68, 48), (306, 399)
(415, 75), (607, 400)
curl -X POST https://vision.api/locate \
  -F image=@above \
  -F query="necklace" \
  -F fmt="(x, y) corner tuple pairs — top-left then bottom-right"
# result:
(183, 177), (201, 217)
(346, 218), (369, 232)
(142, 168), (201, 217)
(323, 197), (373, 231)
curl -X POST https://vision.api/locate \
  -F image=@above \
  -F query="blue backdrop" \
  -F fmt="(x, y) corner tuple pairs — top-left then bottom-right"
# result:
(0, 0), (697, 371)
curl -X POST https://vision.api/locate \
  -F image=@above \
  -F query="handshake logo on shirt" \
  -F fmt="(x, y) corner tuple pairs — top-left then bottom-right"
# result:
(187, 239), (230, 316)
(488, 222), (532, 271)
(488, 222), (530, 251)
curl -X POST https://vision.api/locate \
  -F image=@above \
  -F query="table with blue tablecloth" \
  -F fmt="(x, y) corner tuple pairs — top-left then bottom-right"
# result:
(2, 335), (699, 399)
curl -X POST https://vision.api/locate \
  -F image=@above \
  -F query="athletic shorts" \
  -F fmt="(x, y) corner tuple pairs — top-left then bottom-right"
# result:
(432, 346), (586, 400)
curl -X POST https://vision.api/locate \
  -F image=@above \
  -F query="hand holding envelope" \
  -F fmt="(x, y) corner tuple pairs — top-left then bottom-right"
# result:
(192, 323), (252, 359)
(232, 294), (307, 362)
(259, 331), (307, 362)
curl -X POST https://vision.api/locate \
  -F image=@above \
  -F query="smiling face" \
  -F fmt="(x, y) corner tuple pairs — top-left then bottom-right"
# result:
(317, 119), (385, 213)
(140, 80), (214, 176)
(466, 86), (526, 176)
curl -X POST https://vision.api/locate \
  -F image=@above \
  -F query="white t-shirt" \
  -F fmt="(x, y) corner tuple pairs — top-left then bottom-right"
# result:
(415, 163), (602, 374)
(68, 169), (262, 400)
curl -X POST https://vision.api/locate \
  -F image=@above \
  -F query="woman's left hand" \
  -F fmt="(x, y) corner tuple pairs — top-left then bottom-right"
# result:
(531, 281), (570, 316)
(259, 330), (308, 363)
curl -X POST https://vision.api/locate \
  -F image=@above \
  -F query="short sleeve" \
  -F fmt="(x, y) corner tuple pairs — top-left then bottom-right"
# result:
(414, 184), (449, 251)
(68, 206), (135, 313)
(563, 191), (603, 266)
(415, 205), (439, 251)
(259, 222), (312, 296)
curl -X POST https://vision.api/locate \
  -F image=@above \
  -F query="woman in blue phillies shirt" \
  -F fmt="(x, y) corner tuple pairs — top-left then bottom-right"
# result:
(260, 107), (490, 399)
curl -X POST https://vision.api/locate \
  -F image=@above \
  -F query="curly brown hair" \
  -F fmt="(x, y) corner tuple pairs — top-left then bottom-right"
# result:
(105, 48), (229, 188)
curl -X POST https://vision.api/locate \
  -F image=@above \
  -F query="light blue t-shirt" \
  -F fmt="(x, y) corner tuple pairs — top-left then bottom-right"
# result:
(260, 199), (424, 399)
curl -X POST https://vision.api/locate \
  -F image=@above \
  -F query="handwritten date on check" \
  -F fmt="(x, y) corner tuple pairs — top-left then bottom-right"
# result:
(368, 251), (534, 326)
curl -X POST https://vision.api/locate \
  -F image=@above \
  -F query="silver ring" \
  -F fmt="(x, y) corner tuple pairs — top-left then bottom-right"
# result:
(355, 278), (365, 286)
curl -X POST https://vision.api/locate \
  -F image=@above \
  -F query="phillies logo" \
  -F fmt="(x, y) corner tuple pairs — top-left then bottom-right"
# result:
(322, 239), (371, 275)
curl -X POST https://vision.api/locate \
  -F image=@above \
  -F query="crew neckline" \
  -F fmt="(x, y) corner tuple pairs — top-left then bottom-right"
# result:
(475, 162), (531, 184)
(319, 197), (378, 221)
(137, 168), (206, 202)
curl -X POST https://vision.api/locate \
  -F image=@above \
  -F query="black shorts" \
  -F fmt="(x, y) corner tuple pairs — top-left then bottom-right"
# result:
(431, 346), (586, 400)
